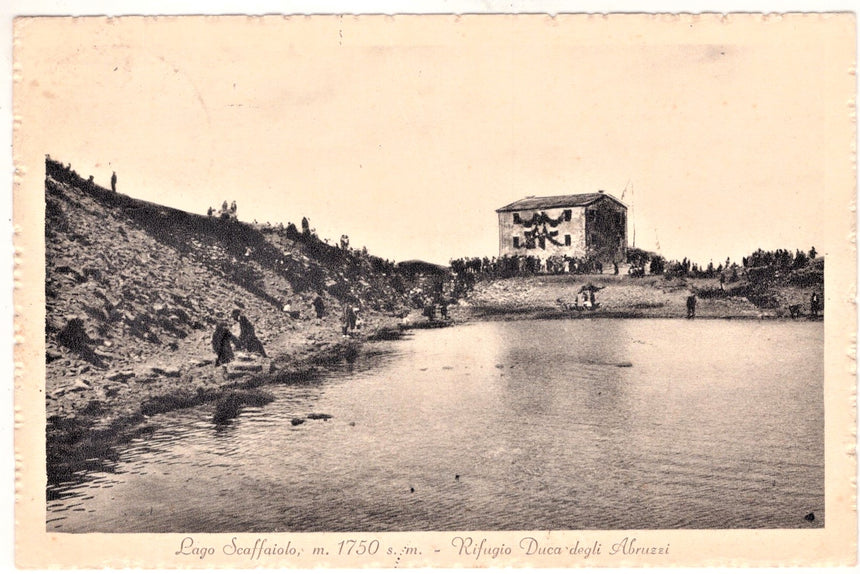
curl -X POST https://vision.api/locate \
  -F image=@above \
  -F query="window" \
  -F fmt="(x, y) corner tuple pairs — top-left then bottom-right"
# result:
(513, 236), (520, 248)
(563, 209), (572, 221)
(513, 213), (521, 224)
(565, 234), (571, 246)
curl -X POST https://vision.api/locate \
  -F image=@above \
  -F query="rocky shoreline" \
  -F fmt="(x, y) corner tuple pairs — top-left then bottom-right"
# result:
(47, 313), (426, 488)
(47, 276), (824, 490)
(457, 273), (823, 321)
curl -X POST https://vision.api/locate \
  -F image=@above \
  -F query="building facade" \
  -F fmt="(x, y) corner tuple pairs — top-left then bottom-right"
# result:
(496, 192), (627, 261)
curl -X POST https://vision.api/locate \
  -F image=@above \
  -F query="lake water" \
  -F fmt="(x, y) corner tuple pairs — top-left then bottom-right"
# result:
(47, 318), (824, 532)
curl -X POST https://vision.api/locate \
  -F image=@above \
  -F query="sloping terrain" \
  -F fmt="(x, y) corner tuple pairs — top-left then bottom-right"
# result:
(44, 158), (413, 481)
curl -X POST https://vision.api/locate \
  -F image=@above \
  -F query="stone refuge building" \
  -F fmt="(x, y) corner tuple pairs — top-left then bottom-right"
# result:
(496, 191), (627, 261)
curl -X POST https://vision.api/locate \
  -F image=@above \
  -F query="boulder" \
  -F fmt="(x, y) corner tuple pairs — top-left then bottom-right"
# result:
(56, 318), (93, 352)
(70, 379), (91, 391)
(149, 365), (181, 378)
(106, 369), (135, 382)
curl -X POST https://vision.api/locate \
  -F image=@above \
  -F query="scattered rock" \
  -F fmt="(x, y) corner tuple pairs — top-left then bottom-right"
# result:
(71, 379), (91, 391)
(149, 365), (181, 378)
(106, 370), (135, 382)
(307, 413), (333, 420)
(291, 418), (305, 426)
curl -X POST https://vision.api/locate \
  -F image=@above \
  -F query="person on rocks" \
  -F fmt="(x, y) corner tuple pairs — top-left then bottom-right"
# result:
(312, 294), (325, 319)
(686, 293), (697, 319)
(342, 302), (357, 336)
(232, 309), (266, 357)
(207, 206), (215, 217)
(212, 322), (238, 366)
(220, 200), (230, 219)
(111, 171), (117, 193)
(230, 201), (237, 218)
(302, 217), (310, 235)
(440, 299), (449, 320)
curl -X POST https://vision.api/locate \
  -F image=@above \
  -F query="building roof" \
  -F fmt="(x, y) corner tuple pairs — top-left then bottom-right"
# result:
(496, 192), (625, 212)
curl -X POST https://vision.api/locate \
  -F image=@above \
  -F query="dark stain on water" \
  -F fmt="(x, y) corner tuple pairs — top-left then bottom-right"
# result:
(46, 319), (824, 532)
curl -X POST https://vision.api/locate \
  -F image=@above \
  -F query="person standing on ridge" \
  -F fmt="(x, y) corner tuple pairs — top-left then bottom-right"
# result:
(110, 171), (117, 193)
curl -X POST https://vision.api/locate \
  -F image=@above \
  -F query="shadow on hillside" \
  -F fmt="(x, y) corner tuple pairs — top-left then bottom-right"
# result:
(47, 160), (320, 307)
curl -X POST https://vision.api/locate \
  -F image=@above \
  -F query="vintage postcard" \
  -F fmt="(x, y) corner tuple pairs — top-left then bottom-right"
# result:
(13, 13), (857, 568)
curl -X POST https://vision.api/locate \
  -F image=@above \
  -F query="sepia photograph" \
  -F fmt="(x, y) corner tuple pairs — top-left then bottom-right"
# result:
(13, 11), (856, 567)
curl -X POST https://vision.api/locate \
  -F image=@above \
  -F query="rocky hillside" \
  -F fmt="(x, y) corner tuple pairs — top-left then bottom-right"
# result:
(45, 158), (415, 479)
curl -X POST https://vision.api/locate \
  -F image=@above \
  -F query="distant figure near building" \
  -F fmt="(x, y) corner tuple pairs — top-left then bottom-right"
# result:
(686, 294), (697, 319)
(110, 171), (117, 193)
(810, 292), (821, 317)
(232, 309), (266, 356)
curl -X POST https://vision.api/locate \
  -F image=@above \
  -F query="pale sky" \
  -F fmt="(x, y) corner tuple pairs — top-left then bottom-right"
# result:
(16, 15), (855, 265)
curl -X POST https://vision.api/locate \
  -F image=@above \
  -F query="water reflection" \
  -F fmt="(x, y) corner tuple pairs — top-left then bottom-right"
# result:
(47, 319), (823, 532)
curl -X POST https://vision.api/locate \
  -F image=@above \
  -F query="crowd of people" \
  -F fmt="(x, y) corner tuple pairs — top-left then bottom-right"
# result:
(450, 254), (613, 282)
(207, 200), (238, 220)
